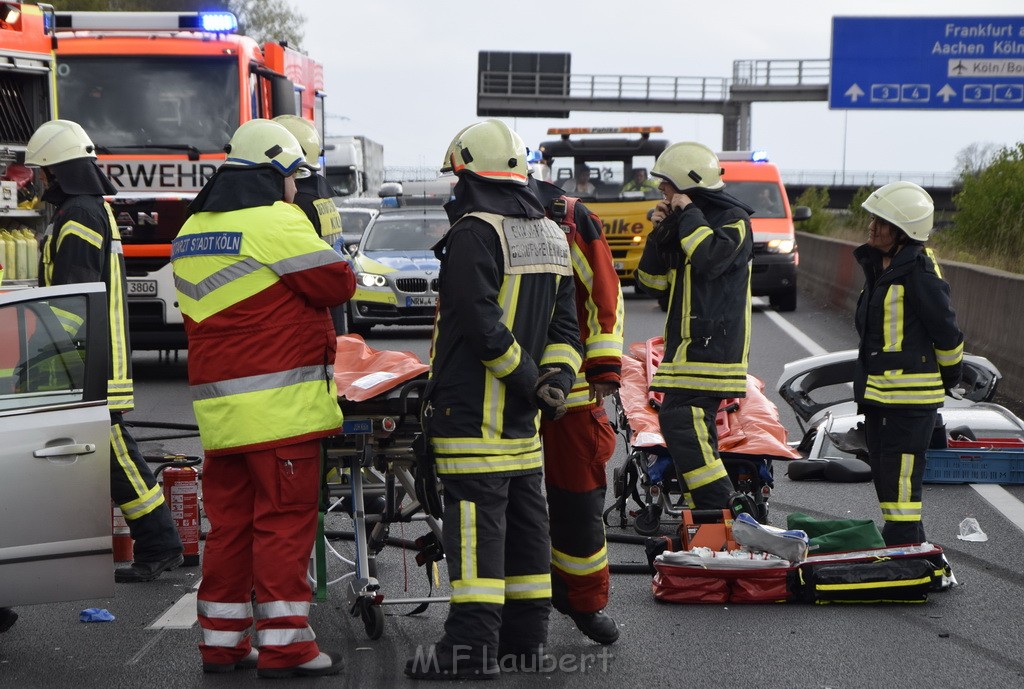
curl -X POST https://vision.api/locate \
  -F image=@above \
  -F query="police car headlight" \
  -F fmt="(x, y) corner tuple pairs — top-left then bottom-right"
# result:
(359, 273), (387, 287)
(767, 239), (795, 254)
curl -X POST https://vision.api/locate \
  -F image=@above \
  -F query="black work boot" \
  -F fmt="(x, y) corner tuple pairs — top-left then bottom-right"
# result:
(0, 608), (17, 634)
(726, 491), (758, 521)
(553, 601), (620, 645)
(114, 551), (184, 583)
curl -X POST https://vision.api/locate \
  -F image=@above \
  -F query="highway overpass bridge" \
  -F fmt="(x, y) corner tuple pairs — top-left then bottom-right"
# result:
(476, 55), (961, 210)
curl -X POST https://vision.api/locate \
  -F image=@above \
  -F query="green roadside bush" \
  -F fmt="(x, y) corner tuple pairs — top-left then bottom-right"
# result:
(792, 187), (833, 235)
(951, 142), (1024, 262)
(847, 187), (873, 230)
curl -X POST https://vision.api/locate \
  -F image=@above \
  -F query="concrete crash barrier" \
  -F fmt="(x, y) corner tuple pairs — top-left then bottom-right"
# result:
(796, 232), (1024, 402)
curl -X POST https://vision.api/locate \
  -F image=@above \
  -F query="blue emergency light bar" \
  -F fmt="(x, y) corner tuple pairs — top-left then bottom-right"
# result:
(195, 12), (237, 33)
(55, 11), (238, 33)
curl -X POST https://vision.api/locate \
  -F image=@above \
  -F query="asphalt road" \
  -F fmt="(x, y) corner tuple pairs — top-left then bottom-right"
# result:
(2, 286), (1023, 689)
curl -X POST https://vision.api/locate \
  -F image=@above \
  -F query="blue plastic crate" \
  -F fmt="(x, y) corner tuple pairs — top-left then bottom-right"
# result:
(924, 448), (1024, 484)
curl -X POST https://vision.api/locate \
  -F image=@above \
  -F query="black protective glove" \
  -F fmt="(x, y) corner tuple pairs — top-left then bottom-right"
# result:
(535, 367), (568, 421)
(941, 362), (963, 397)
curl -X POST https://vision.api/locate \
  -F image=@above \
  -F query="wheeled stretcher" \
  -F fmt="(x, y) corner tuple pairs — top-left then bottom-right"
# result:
(606, 338), (800, 535)
(311, 336), (447, 640)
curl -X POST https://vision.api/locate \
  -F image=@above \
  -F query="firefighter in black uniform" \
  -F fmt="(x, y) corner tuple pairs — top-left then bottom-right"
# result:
(404, 119), (582, 679)
(855, 181), (963, 546)
(636, 142), (756, 512)
(25, 119), (183, 582)
(272, 115), (348, 335)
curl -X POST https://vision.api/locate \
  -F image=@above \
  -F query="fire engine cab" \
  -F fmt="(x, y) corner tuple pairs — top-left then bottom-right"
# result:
(1, 2), (55, 288)
(53, 11), (327, 349)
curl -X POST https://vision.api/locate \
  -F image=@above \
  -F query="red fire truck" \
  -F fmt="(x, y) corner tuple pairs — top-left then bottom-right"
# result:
(1, 3), (56, 288)
(53, 11), (326, 349)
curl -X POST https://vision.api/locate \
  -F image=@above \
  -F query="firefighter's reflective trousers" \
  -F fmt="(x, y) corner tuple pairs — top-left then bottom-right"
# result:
(540, 403), (617, 613)
(659, 393), (735, 509)
(863, 406), (936, 546)
(197, 439), (323, 669)
(438, 473), (552, 658)
(110, 412), (182, 561)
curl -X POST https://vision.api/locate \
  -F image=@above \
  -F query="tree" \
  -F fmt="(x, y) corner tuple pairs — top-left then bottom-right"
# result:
(230, 0), (305, 49)
(33, 0), (306, 49)
(953, 142), (999, 183)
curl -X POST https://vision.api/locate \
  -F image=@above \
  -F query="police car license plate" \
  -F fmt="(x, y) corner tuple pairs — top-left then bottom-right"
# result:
(127, 279), (157, 297)
(406, 296), (437, 307)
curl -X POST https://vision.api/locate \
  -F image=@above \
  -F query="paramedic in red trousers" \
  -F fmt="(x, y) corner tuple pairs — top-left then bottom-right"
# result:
(25, 120), (184, 583)
(636, 142), (756, 513)
(530, 171), (624, 646)
(855, 182), (963, 546)
(405, 119), (582, 679)
(272, 115), (348, 335)
(170, 119), (354, 678)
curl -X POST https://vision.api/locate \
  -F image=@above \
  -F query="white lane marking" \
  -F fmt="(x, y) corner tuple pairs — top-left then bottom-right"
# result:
(147, 578), (201, 629)
(763, 304), (1024, 534)
(128, 628), (167, 665)
(761, 307), (829, 357)
(970, 484), (1024, 536)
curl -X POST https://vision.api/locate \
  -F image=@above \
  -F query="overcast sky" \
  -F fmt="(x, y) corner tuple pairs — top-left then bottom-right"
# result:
(300, 0), (1024, 178)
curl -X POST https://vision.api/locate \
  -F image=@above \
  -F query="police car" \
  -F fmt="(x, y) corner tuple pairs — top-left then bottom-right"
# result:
(346, 208), (448, 336)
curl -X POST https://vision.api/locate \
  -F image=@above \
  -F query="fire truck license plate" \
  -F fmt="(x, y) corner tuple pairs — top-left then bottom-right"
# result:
(127, 280), (158, 297)
(406, 296), (437, 307)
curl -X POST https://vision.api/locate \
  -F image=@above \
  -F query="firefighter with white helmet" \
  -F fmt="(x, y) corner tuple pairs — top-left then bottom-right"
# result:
(405, 119), (582, 678)
(172, 118), (354, 677)
(25, 119), (185, 583)
(637, 141), (757, 515)
(272, 115), (347, 333)
(855, 181), (963, 546)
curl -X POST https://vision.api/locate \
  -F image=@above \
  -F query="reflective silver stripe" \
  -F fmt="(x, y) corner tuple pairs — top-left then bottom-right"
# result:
(190, 365), (331, 402)
(197, 600), (253, 619)
(201, 628), (247, 647)
(256, 601), (311, 619)
(120, 483), (164, 520)
(111, 240), (123, 255)
(680, 226), (713, 255)
(269, 249), (347, 276)
(255, 625), (317, 647)
(173, 257), (266, 301)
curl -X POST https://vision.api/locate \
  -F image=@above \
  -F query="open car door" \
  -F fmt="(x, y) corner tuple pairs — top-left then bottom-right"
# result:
(0, 283), (114, 606)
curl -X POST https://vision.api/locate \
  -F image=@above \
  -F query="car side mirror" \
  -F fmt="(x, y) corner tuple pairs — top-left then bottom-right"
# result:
(793, 206), (812, 222)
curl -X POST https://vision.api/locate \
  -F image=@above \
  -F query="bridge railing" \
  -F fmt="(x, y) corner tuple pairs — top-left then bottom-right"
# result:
(479, 71), (730, 102)
(732, 59), (830, 87)
(781, 170), (959, 188)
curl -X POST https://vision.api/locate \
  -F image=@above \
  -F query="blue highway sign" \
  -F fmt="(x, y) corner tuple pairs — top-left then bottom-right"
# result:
(830, 16), (1024, 110)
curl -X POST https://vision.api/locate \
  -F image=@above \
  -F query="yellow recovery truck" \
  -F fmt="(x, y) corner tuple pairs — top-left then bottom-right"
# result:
(534, 126), (666, 287)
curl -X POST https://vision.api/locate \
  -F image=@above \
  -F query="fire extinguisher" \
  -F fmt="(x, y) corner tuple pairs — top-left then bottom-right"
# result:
(111, 503), (133, 562)
(162, 465), (201, 566)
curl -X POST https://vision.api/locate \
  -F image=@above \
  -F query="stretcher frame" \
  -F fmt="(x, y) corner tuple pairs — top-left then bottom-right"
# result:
(605, 338), (800, 536)
(310, 373), (449, 640)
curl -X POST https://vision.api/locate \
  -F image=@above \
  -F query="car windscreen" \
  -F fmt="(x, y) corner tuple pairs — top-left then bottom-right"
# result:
(56, 56), (240, 153)
(725, 181), (787, 219)
(547, 155), (660, 201)
(339, 211), (375, 236)
(363, 217), (449, 252)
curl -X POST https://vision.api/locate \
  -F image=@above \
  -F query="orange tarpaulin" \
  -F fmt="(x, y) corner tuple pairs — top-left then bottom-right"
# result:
(618, 340), (799, 460)
(333, 335), (429, 403)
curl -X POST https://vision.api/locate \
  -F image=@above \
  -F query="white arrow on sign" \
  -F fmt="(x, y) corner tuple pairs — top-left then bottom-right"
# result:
(938, 84), (957, 103)
(845, 83), (865, 102)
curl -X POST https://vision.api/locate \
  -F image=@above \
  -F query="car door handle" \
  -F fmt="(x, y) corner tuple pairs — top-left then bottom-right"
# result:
(34, 443), (97, 458)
